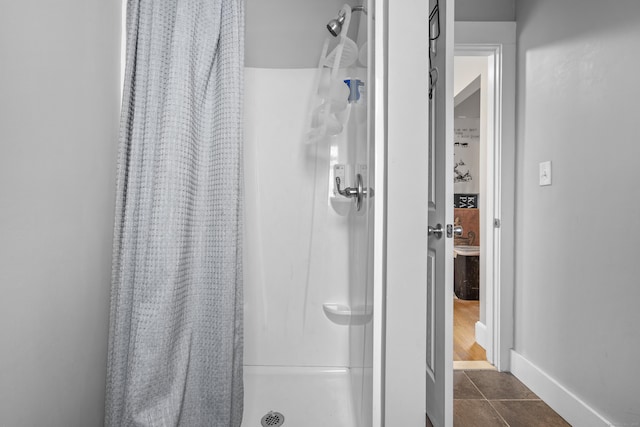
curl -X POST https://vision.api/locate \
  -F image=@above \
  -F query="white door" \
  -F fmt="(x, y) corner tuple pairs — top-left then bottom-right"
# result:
(426, 0), (454, 425)
(380, 0), (453, 425)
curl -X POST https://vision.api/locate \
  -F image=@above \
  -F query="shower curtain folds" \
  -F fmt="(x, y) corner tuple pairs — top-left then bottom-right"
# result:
(106, 1), (245, 426)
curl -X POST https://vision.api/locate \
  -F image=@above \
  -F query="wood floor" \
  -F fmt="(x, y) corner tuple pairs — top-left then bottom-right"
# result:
(454, 298), (486, 361)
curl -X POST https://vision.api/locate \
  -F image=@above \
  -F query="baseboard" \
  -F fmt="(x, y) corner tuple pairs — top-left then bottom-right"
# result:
(510, 350), (612, 427)
(474, 321), (487, 349)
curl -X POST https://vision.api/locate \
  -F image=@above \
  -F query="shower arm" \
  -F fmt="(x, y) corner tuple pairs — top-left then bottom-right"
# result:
(336, 6), (367, 20)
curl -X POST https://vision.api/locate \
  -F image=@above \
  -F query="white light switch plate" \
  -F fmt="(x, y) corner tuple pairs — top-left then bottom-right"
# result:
(539, 161), (552, 186)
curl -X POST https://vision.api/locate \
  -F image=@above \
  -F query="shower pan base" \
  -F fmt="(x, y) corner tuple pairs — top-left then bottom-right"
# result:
(242, 366), (357, 427)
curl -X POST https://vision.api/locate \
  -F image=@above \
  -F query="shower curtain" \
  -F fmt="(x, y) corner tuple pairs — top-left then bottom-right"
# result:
(106, 1), (244, 426)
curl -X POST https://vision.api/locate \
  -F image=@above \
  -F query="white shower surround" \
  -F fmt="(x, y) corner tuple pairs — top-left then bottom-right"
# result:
(243, 67), (372, 426)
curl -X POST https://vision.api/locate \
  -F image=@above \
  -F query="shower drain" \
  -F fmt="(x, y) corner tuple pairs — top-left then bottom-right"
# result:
(260, 410), (285, 427)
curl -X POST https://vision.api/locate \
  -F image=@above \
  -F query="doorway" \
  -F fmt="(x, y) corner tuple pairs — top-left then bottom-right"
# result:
(452, 55), (491, 368)
(452, 22), (516, 373)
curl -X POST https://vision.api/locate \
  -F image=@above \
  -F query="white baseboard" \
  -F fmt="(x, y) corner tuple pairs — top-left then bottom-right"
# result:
(475, 321), (487, 349)
(510, 350), (612, 427)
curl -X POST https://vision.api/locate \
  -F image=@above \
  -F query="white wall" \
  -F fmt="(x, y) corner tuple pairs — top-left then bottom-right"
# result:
(454, 57), (486, 97)
(454, 88), (480, 118)
(245, 0), (363, 68)
(0, 1), (120, 426)
(456, 0), (515, 21)
(514, 0), (640, 424)
(243, 68), (352, 368)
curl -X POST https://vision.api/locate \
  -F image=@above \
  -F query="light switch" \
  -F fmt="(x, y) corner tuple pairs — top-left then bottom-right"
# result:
(539, 161), (552, 186)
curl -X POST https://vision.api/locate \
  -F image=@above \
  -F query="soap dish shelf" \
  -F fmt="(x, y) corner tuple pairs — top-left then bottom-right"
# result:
(322, 303), (372, 325)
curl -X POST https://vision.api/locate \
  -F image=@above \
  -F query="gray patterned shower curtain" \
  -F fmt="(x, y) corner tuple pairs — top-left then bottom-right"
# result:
(106, 0), (244, 425)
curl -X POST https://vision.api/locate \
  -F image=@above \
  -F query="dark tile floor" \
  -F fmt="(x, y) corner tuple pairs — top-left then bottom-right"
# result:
(453, 370), (570, 426)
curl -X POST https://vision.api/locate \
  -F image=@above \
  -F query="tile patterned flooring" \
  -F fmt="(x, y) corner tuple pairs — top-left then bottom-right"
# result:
(452, 370), (570, 426)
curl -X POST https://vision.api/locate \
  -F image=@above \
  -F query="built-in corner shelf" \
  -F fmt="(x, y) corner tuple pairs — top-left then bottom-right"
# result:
(322, 303), (373, 326)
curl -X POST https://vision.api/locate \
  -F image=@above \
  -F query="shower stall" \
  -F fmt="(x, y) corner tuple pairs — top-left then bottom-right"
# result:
(242, 2), (376, 426)
(0, 0), (440, 424)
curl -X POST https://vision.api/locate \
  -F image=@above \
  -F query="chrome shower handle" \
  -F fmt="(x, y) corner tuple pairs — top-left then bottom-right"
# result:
(335, 174), (364, 211)
(335, 176), (359, 198)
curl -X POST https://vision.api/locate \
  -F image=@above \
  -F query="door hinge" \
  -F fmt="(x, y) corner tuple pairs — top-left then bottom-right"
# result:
(494, 218), (501, 228)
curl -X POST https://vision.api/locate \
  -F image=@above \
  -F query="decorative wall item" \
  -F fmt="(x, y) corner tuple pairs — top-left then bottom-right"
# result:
(454, 117), (480, 194)
(454, 193), (478, 209)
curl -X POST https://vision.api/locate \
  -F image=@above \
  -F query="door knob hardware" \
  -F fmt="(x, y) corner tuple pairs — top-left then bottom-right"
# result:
(447, 224), (463, 238)
(429, 224), (462, 239)
(428, 224), (444, 239)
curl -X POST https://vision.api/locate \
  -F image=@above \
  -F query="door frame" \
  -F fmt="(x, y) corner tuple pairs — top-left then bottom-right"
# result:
(454, 22), (516, 372)
(373, 16), (516, 427)
(372, 0), (431, 425)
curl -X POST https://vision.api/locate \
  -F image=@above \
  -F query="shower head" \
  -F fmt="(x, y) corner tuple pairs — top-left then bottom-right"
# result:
(326, 5), (368, 37)
(326, 11), (346, 37)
